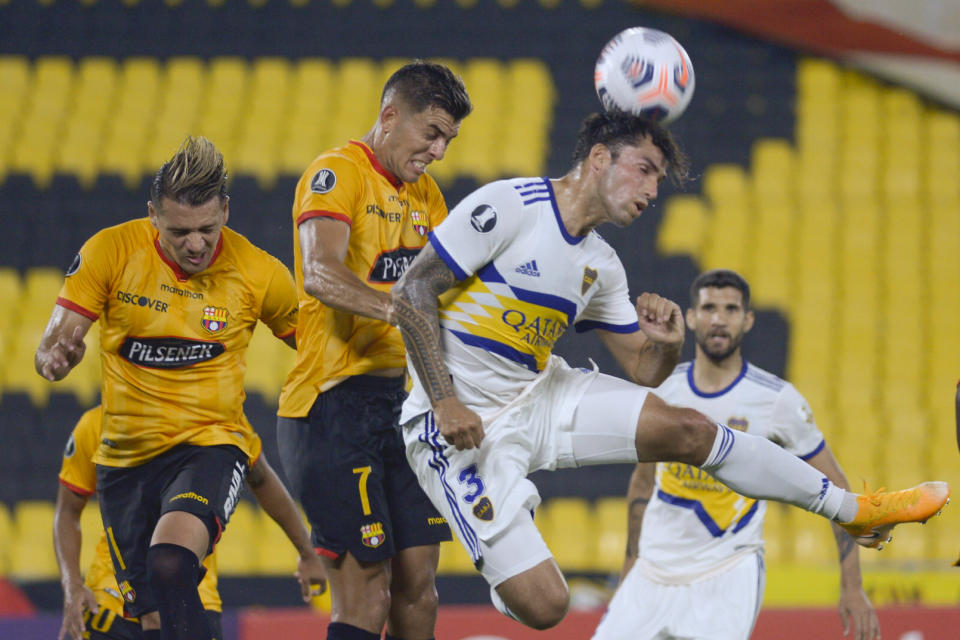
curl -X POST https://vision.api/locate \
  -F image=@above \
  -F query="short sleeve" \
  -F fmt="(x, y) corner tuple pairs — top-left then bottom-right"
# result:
(259, 258), (299, 338)
(58, 407), (103, 495)
(294, 155), (363, 228)
(429, 181), (523, 281)
(57, 228), (120, 320)
(574, 249), (639, 333)
(769, 384), (825, 459)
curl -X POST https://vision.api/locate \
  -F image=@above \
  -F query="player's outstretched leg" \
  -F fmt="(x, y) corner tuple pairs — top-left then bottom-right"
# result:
(637, 393), (950, 548)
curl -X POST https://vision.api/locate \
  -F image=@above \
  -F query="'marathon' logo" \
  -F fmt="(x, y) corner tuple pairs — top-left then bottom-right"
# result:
(119, 337), (225, 369)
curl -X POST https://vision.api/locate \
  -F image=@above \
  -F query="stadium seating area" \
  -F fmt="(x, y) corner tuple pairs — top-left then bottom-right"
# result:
(0, 55), (554, 191)
(1, 1), (956, 607)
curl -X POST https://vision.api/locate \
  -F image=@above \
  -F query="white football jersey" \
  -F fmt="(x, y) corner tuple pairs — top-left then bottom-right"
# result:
(638, 360), (825, 582)
(401, 177), (640, 423)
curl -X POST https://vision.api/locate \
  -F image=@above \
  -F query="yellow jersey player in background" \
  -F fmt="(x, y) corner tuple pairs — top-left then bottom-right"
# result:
(276, 61), (471, 640)
(36, 136), (326, 640)
(55, 406), (326, 640)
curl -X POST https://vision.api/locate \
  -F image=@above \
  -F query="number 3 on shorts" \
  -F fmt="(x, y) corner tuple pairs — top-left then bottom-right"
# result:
(458, 464), (484, 503)
(353, 466), (372, 515)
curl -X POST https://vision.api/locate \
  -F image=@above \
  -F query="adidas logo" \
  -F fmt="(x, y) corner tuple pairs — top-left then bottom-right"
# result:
(515, 260), (541, 277)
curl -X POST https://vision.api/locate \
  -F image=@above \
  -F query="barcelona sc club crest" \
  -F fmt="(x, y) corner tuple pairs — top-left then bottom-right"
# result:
(201, 306), (228, 333)
(410, 210), (428, 236)
(360, 522), (386, 548)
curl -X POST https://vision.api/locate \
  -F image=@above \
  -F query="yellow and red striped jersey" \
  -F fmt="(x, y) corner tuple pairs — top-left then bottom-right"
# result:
(278, 140), (447, 417)
(58, 218), (297, 467)
(58, 406), (254, 614)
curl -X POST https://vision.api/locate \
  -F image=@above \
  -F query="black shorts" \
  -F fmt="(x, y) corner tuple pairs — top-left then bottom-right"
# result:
(84, 608), (223, 640)
(96, 445), (248, 617)
(277, 375), (451, 564)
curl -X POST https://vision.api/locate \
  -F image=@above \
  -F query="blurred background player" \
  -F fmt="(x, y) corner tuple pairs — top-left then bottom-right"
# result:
(275, 61), (472, 640)
(54, 406), (326, 640)
(35, 136), (324, 640)
(592, 269), (879, 640)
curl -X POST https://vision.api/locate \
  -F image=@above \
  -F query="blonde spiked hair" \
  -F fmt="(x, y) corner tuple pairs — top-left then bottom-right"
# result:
(150, 136), (228, 207)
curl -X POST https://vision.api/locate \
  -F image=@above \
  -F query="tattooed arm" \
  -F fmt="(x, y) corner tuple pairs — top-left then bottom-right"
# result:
(807, 445), (880, 640)
(392, 244), (486, 450)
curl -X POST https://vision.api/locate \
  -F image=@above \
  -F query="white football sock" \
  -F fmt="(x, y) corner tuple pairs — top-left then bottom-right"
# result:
(700, 424), (856, 521)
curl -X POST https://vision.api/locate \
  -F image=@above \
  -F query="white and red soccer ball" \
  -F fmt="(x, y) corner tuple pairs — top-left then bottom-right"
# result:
(594, 27), (695, 124)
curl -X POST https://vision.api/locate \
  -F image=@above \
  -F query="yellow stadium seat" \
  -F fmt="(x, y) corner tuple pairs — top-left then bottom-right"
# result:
(10, 501), (58, 579)
(218, 501), (258, 575)
(456, 59), (506, 182)
(539, 497), (591, 571)
(255, 505), (300, 575)
(749, 200), (794, 308)
(593, 497), (626, 574)
(437, 538), (475, 575)
(499, 59), (555, 177)
(22, 267), (64, 321)
(763, 502), (793, 565)
(327, 58), (380, 148)
(58, 57), (119, 186)
(796, 57), (841, 101)
(147, 57), (206, 174)
(79, 501), (103, 572)
(11, 57), (76, 187)
(244, 325), (286, 403)
(656, 195), (708, 259)
(100, 57), (161, 183)
(195, 57), (248, 163)
(701, 164), (749, 208)
(0, 501), (12, 575)
(280, 58), (336, 173)
(0, 57), (31, 173)
(235, 57), (292, 187)
(751, 138), (795, 203)
(700, 202), (750, 276)
(791, 508), (834, 565)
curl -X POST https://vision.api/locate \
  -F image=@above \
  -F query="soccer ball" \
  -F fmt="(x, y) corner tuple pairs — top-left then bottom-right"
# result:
(594, 27), (695, 124)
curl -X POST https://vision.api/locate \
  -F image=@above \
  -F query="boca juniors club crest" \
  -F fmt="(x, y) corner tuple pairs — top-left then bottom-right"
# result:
(581, 266), (598, 295)
(361, 522), (386, 548)
(410, 210), (428, 236)
(472, 496), (494, 521)
(201, 306), (228, 333)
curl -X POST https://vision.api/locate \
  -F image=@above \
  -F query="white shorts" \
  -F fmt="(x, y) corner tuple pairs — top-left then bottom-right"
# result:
(403, 356), (648, 585)
(592, 552), (765, 640)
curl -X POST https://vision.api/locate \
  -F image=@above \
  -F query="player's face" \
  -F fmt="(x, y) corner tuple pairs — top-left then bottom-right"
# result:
(686, 286), (754, 364)
(380, 104), (461, 183)
(149, 196), (229, 275)
(598, 137), (666, 227)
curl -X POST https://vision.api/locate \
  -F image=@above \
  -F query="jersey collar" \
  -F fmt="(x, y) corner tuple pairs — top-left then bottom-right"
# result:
(154, 233), (224, 282)
(350, 139), (403, 189)
(687, 357), (748, 398)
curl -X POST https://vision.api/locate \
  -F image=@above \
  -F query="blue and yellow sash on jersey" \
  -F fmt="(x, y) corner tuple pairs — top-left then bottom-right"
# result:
(437, 262), (576, 372)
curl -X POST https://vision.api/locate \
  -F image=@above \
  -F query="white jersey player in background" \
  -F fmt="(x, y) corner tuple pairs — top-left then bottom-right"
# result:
(593, 269), (880, 640)
(390, 111), (949, 632)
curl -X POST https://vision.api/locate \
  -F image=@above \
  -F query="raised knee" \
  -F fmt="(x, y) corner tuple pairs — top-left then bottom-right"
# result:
(520, 582), (569, 630)
(676, 409), (717, 461)
(530, 591), (569, 630)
